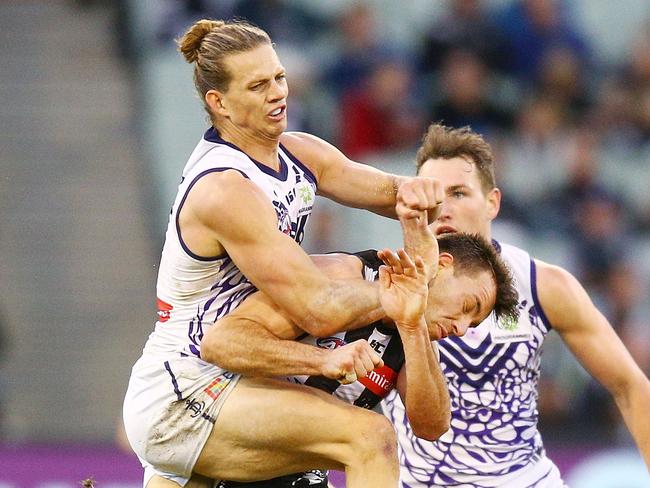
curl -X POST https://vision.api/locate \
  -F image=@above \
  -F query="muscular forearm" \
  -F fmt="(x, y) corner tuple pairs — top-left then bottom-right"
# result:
(301, 278), (385, 336)
(201, 319), (328, 377)
(319, 162), (400, 219)
(363, 174), (400, 218)
(399, 322), (450, 440)
(202, 314), (382, 381)
(615, 376), (650, 470)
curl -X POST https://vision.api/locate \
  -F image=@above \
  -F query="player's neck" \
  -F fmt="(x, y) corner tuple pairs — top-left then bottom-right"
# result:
(217, 123), (281, 170)
(478, 224), (492, 243)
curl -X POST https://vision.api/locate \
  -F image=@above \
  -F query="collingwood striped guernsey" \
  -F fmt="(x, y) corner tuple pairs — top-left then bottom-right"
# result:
(287, 249), (405, 408)
(145, 127), (317, 361)
(384, 241), (567, 488)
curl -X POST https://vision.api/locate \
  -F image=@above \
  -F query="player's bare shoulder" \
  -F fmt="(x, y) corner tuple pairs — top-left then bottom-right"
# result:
(534, 259), (580, 297)
(280, 131), (326, 155)
(186, 169), (275, 225)
(281, 131), (341, 179)
(534, 259), (589, 327)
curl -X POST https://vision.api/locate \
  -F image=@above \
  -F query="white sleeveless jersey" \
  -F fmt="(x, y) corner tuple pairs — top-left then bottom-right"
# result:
(385, 241), (565, 487)
(145, 128), (317, 359)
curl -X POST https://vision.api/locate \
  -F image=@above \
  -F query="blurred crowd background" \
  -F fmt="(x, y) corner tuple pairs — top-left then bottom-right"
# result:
(1, 0), (649, 484)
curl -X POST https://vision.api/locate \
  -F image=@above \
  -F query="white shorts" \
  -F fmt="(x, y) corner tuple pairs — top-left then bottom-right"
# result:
(123, 353), (241, 487)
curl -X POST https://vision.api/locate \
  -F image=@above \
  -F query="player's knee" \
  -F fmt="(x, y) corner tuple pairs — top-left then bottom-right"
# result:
(350, 413), (397, 463)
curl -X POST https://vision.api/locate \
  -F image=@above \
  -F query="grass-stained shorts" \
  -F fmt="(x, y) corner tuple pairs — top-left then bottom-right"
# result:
(123, 354), (240, 486)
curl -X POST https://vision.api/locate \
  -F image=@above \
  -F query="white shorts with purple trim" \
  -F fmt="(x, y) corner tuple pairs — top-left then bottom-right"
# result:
(123, 353), (240, 487)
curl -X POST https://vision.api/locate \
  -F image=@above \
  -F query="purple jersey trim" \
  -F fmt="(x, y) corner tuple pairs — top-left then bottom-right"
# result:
(184, 287), (257, 358)
(175, 167), (248, 262)
(164, 360), (182, 401)
(204, 127), (289, 181)
(492, 238), (502, 254)
(530, 259), (552, 330)
(185, 258), (258, 358)
(279, 142), (318, 187)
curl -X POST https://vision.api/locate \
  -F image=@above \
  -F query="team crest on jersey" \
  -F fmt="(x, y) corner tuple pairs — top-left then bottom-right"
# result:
(272, 200), (292, 235)
(316, 337), (346, 349)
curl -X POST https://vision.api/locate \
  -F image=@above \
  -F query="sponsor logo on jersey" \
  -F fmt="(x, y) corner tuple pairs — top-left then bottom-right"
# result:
(297, 205), (313, 217)
(359, 365), (398, 397)
(296, 184), (315, 217)
(496, 299), (527, 331)
(298, 184), (314, 205)
(369, 339), (386, 354)
(491, 299), (533, 342)
(156, 297), (173, 323)
(316, 337), (346, 349)
(204, 375), (231, 400)
(498, 314), (518, 331)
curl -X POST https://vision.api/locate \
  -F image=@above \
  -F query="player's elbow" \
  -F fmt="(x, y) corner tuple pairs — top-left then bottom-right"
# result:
(289, 277), (378, 335)
(200, 329), (229, 367)
(296, 297), (361, 337)
(410, 412), (451, 441)
(291, 301), (345, 337)
(295, 314), (342, 337)
(199, 336), (219, 366)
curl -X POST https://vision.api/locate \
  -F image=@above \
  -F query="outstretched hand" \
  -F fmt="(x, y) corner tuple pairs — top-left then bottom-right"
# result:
(377, 248), (428, 330)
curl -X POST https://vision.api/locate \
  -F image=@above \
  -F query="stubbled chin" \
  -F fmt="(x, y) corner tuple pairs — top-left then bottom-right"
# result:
(262, 123), (286, 139)
(271, 121), (287, 134)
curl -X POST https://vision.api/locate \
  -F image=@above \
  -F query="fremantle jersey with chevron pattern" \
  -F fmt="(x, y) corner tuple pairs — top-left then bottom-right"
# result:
(385, 241), (564, 487)
(144, 128), (317, 360)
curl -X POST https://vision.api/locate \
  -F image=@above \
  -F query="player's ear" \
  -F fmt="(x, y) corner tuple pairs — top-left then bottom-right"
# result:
(486, 187), (501, 220)
(206, 90), (228, 117)
(438, 252), (454, 269)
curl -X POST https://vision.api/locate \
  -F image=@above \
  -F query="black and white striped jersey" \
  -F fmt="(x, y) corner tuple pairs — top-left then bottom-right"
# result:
(285, 249), (405, 410)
